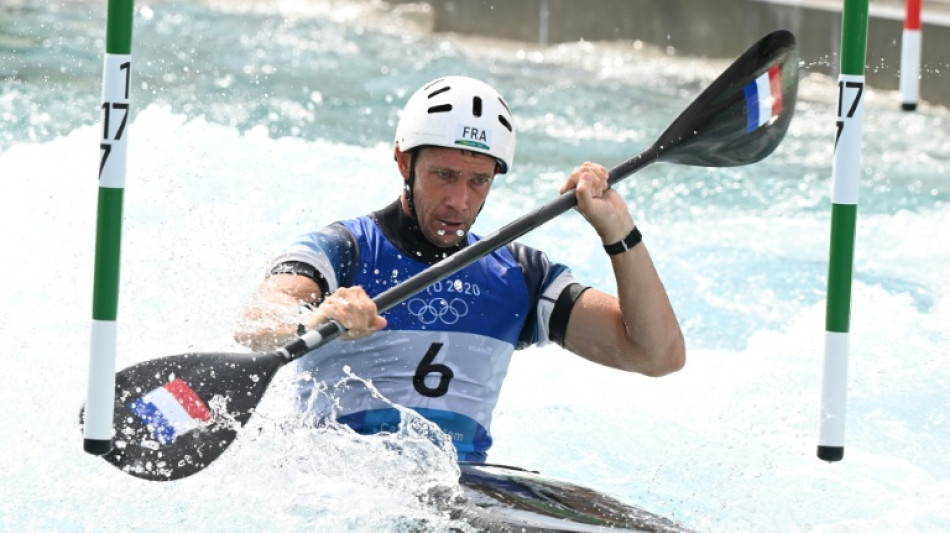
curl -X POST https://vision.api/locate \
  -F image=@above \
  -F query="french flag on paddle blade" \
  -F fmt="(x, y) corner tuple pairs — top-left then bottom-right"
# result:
(130, 378), (212, 445)
(744, 65), (783, 133)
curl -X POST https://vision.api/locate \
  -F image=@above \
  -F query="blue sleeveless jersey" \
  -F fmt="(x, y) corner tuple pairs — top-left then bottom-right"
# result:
(272, 211), (576, 461)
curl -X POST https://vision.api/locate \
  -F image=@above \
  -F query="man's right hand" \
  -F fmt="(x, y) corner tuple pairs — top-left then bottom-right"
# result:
(304, 286), (388, 340)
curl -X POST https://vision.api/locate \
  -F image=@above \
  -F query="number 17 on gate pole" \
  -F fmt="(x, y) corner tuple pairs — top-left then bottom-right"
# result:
(819, 0), (868, 463)
(84, 0), (134, 456)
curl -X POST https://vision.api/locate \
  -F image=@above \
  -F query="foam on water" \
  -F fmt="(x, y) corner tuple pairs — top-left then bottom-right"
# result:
(1, 0), (949, 531)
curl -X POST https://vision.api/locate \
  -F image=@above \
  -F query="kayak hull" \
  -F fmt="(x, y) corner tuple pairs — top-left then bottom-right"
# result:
(454, 463), (693, 532)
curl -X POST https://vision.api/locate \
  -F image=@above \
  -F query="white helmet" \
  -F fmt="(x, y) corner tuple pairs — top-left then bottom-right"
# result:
(394, 76), (516, 173)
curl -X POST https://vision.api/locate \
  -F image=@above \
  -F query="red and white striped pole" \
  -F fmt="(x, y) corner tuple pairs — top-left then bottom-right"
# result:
(900, 0), (922, 111)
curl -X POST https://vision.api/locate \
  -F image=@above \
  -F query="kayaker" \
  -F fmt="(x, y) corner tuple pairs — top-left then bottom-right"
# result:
(235, 76), (685, 461)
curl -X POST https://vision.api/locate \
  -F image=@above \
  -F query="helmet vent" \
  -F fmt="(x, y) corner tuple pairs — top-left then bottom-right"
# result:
(427, 86), (451, 99)
(497, 97), (511, 113)
(472, 96), (483, 117)
(497, 115), (512, 132)
(427, 104), (453, 114)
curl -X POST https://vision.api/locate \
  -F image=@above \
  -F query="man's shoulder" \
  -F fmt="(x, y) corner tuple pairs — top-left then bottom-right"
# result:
(504, 240), (573, 293)
(504, 240), (551, 270)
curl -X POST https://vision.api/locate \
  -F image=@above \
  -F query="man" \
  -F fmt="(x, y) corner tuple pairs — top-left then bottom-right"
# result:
(235, 76), (684, 462)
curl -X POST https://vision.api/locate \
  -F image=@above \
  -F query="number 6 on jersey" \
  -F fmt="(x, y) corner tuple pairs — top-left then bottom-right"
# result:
(413, 342), (454, 397)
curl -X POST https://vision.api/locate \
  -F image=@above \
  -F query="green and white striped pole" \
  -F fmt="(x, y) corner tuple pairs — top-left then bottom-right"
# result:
(84, 0), (134, 456)
(818, 0), (868, 463)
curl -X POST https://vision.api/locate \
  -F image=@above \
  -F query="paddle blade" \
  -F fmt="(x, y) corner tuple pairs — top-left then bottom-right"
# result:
(81, 351), (284, 481)
(656, 30), (799, 167)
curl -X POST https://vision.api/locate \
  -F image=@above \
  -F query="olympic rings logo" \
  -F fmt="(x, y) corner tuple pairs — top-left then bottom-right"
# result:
(406, 297), (470, 325)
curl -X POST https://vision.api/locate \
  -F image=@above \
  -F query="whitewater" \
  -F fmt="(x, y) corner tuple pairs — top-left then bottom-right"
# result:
(1, 1), (948, 531)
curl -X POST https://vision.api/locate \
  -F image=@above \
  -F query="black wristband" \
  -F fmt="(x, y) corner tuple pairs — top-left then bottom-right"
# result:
(603, 227), (642, 256)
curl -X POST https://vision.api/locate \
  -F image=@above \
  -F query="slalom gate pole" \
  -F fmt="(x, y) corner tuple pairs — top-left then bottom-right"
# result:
(900, 0), (922, 111)
(818, 0), (869, 463)
(84, 0), (134, 456)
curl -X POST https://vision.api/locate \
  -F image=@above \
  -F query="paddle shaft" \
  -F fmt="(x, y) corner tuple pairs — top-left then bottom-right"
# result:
(277, 145), (661, 362)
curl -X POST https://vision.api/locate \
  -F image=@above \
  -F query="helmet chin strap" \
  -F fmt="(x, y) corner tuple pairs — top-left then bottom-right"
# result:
(405, 149), (420, 223)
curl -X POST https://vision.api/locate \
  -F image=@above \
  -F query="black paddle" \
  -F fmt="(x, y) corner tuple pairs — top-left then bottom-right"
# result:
(82, 30), (799, 481)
